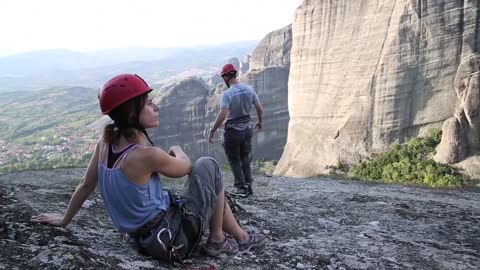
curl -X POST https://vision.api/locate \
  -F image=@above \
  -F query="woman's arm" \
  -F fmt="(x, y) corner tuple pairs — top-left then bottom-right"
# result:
(31, 143), (100, 227)
(142, 145), (192, 178)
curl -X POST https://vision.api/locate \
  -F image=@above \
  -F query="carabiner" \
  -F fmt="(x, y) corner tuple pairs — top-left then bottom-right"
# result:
(156, 228), (172, 251)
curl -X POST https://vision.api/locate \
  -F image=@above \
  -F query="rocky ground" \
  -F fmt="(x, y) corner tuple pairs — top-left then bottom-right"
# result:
(1, 168), (480, 270)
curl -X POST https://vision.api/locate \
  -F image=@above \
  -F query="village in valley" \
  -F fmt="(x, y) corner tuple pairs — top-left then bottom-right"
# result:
(0, 130), (97, 173)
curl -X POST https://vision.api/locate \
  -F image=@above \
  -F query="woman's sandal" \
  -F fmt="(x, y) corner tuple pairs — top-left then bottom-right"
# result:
(203, 236), (239, 257)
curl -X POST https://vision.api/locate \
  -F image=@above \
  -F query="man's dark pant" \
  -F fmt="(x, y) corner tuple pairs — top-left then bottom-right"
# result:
(223, 127), (254, 189)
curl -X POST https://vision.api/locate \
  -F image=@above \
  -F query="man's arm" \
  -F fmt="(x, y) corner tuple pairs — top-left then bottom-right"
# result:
(209, 108), (229, 143)
(254, 100), (263, 131)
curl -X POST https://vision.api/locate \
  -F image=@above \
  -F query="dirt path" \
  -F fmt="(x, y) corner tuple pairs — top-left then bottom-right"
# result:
(1, 168), (479, 269)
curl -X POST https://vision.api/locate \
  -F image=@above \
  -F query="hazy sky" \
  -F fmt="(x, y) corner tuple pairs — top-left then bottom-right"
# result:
(1, 0), (302, 57)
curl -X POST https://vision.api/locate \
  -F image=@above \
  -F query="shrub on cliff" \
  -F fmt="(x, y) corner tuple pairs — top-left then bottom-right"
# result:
(350, 128), (467, 187)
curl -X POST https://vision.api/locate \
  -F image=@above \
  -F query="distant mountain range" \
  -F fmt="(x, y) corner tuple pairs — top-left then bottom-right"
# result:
(0, 40), (257, 92)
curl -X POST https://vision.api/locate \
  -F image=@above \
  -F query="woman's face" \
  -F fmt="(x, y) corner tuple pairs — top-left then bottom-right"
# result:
(139, 95), (159, 129)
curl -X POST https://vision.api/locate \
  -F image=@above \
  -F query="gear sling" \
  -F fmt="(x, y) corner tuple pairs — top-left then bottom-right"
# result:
(130, 191), (203, 264)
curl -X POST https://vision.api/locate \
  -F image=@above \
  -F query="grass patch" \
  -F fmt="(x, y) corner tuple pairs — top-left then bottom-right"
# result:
(220, 163), (232, 173)
(326, 160), (349, 178)
(350, 128), (468, 188)
(253, 160), (277, 176)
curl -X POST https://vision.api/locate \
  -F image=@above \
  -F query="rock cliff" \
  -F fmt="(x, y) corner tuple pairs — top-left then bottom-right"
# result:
(435, 54), (480, 163)
(149, 77), (214, 159)
(249, 25), (292, 71)
(149, 25), (292, 163)
(275, 0), (480, 177)
(238, 67), (290, 160)
(237, 24), (292, 160)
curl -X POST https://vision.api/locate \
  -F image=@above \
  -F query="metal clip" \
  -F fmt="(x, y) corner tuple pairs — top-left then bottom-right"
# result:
(156, 228), (172, 251)
(122, 233), (130, 243)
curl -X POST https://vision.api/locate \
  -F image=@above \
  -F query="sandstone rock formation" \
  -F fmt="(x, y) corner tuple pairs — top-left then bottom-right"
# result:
(239, 25), (292, 161)
(249, 25), (292, 71)
(149, 77), (215, 159)
(275, 0), (480, 177)
(225, 56), (251, 77)
(435, 54), (480, 163)
(149, 25), (292, 163)
(239, 67), (290, 160)
(240, 55), (251, 75)
(206, 74), (223, 89)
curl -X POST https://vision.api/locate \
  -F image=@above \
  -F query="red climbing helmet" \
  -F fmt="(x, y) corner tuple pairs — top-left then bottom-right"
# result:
(220, 64), (237, 77)
(98, 74), (152, 114)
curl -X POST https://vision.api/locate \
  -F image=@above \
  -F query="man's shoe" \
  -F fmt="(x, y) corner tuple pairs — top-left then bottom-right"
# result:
(230, 187), (248, 198)
(246, 185), (254, 196)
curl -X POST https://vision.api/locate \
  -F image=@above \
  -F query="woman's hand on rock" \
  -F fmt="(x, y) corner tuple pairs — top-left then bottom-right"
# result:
(31, 213), (66, 227)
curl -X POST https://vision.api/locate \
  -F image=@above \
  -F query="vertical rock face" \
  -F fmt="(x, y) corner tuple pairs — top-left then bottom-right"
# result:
(240, 55), (251, 75)
(149, 25), (293, 163)
(249, 25), (292, 71)
(225, 56), (252, 77)
(240, 66), (290, 160)
(206, 74), (223, 89)
(239, 25), (292, 160)
(149, 77), (214, 158)
(149, 72), (289, 162)
(275, 0), (480, 177)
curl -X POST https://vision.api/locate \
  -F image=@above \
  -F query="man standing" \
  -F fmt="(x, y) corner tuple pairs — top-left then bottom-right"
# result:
(209, 64), (263, 198)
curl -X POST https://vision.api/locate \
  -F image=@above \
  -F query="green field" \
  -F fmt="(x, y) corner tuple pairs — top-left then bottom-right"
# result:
(0, 87), (100, 173)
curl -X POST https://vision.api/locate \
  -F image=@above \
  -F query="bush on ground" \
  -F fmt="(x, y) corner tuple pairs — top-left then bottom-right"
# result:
(350, 129), (467, 187)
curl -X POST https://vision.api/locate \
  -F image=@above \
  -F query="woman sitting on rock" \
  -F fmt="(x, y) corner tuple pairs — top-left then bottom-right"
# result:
(31, 74), (264, 263)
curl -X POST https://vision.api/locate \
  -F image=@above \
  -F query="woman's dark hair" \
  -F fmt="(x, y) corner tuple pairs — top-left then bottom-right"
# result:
(102, 92), (154, 145)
